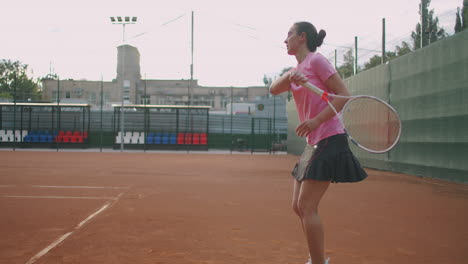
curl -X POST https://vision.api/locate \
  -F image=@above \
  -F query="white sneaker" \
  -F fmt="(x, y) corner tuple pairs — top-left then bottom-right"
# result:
(306, 257), (330, 264)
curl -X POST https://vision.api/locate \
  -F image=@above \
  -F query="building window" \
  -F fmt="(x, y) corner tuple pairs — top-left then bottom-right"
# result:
(74, 88), (83, 96)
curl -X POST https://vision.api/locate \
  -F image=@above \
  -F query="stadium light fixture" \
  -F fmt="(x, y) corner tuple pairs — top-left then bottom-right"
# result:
(110, 16), (138, 42)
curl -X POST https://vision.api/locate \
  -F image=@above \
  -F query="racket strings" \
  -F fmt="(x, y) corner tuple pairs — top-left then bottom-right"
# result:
(341, 97), (401, 152)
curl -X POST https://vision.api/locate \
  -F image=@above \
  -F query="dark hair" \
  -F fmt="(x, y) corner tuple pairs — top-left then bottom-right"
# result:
(294, 22), (326, 52)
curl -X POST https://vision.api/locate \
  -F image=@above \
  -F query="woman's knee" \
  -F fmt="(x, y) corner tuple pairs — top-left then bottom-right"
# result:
(297, 199), (319, 218)
(292, 200), (301, 217)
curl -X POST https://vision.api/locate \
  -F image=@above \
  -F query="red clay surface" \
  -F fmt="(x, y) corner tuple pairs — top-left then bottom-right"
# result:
(0, 151), (467, 264)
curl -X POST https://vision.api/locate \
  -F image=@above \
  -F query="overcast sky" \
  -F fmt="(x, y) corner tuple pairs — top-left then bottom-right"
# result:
(1, 0), (462, 87)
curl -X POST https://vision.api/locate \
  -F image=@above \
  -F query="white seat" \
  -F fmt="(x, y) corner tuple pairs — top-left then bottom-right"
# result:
(138, 135), (145, 144)
(115, 136), (122, 144)
(0, 130), (5, 136)
(6, 130), (13, 136)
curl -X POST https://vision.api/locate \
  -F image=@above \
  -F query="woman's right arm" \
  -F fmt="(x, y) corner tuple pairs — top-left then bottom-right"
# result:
(269, 72), (291, 95)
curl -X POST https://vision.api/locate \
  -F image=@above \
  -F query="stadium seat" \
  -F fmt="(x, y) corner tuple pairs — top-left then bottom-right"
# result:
(146, 136), (154, 144)
(177, 133), (185, 144)
(131, 132), (140, 144)
(170, 133), (177, 144)
(154, 135), (162, 144)
(39, 135), (48, 143)
(200, 133), (208, 145)
(193, 133), (200, 145)
(82, 131), (88, 139)
(185, 133), (192, 144)
(55, 135), (63, 143)
(162, 133), (169, 144)
(32, 135), (40, 143)
(63, 136), (70, 143)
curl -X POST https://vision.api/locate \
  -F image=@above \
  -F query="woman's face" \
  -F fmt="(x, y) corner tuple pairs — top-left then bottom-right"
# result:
(284, 25), (302, 55)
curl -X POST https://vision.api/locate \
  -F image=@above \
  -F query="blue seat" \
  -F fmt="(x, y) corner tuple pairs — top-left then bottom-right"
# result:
(170, 134), (177, 144)
(162, 135), (169, 144)
(32, 135), (40, 142)
(154, 136), (162, 144)
(39, 135), (48, 142)
(147, 136), (154, 144)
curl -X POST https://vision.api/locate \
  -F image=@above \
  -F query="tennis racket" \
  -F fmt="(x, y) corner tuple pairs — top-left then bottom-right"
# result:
(301, 81), (401, 154)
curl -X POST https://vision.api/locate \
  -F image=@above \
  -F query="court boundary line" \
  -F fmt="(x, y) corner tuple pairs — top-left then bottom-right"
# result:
(24, 192), (125, 264)
(32, 185), (130, 189)
(2, 195), (118, 200)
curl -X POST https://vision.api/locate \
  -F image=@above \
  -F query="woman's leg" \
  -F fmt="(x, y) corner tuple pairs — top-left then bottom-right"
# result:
(298, 180), (330, 264)
(292, 179), (302, 217)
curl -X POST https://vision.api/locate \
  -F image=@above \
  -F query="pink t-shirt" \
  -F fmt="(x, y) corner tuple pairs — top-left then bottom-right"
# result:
(290, 52), (344, 145)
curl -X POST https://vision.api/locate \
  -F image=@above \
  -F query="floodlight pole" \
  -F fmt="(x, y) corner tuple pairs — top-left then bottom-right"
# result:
(110, 16), (137, 151)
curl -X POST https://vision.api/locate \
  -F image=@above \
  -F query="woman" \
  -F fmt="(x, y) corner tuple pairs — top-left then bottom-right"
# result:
(270, 22), (367, 264)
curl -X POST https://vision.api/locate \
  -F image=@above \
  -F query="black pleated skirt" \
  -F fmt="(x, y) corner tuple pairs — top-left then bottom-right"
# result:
(291, 134), (368, 183)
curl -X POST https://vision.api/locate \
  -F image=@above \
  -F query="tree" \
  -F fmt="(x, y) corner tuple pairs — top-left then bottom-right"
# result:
(411, 0), (448, 49)
(395, 41), (412, 56)
(465, 0), (468, 28)
(363, 51), (397, 70)
(0, 59), (41, 101)
(455, 0), (468, 33)
(337, 49), (355, 78)
(455, 7), (463, 32)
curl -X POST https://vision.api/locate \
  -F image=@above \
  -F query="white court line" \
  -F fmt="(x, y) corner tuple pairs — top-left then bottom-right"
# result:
(24, 192), (124, 264)
(417, 180), (468, 191)
(0, 185), (15, 188)
(24, 232), (73, 264)
(32, 185), (129, 189)
(2, 195), (117, 200)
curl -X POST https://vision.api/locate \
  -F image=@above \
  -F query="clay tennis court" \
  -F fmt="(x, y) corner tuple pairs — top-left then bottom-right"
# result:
(0, 150), (466, 264)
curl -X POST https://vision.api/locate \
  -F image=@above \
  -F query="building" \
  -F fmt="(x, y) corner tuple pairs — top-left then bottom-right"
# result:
(41, 45), (273, 111)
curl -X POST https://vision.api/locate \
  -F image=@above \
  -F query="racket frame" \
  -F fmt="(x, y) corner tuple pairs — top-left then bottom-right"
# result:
(301, 81), (402, 154)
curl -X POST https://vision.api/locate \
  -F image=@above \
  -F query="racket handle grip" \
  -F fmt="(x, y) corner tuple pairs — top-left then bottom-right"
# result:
(301, 82), (324, 97)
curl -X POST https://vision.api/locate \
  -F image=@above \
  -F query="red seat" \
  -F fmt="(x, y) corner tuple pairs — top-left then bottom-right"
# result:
(58, 131), (65, 136)
(73, 131), (81, 137)
(55, 135), (63, 143)
(82, 131), (88, 139)
(70, 136), (78, 143)
(77, 136), (83, 143)
(63, 136), (70, 143)
(177, 133), (185, 144)
(200, 133), (207, 145)
(185, 133), (192, 144)
(193, 133), (200, 145)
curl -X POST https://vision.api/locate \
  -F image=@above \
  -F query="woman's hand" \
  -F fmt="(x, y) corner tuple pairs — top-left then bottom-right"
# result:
(296, 118), (321, 137)
(288, 70), (308, 85)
